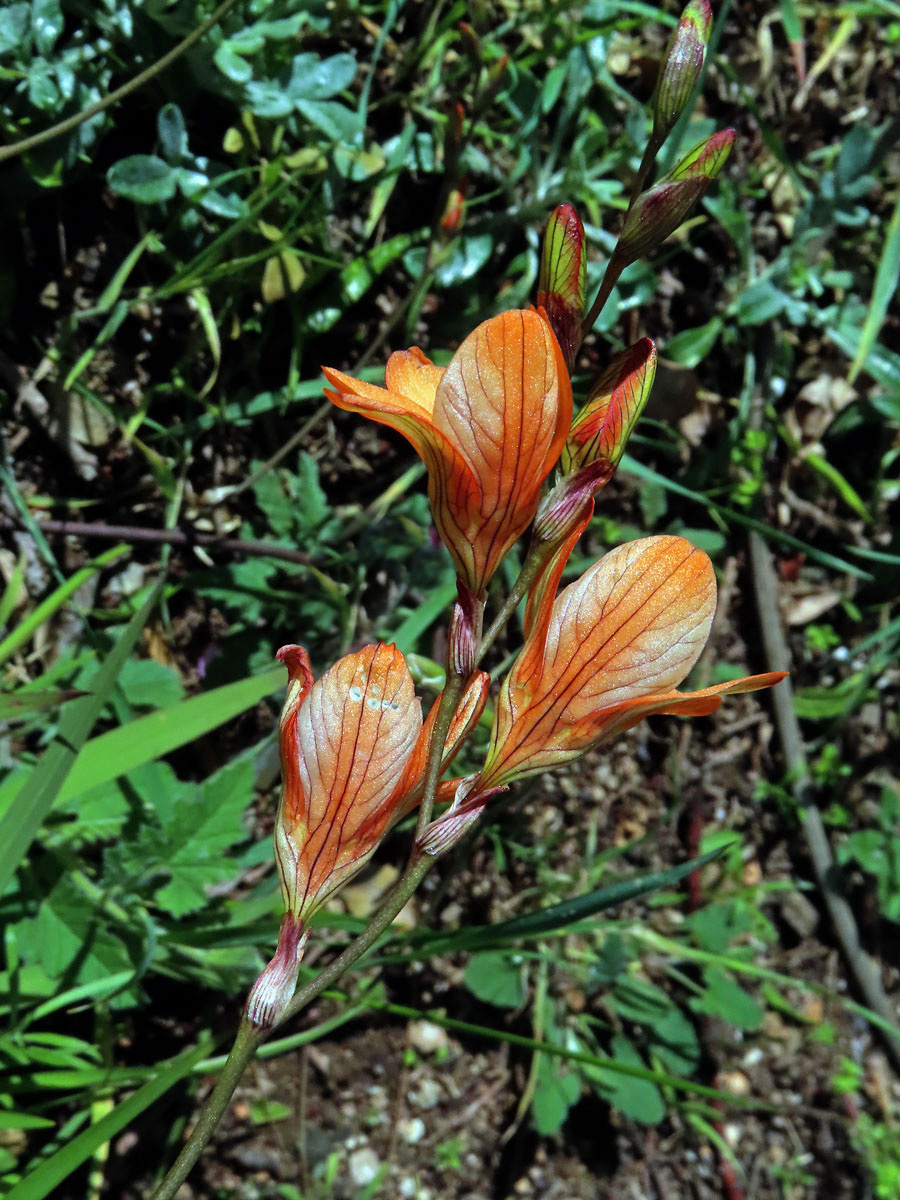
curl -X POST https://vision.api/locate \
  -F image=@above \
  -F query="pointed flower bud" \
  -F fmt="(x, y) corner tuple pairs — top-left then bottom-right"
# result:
(537, 204), (587, 371)
(324, 310), (572, 596)
(246, 643), (488, 1029)
(562, 338), (657, 474)
(617, 129), (734, 265)
(476, 536), (786, 791)
(652, 1), (713, 145)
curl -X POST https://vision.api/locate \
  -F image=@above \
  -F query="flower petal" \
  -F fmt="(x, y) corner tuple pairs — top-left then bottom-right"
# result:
(384, 347), (444, 414)
(281, 643), (421, 918)
(431, 309), (573, 590)
(481, 536), (717, 786)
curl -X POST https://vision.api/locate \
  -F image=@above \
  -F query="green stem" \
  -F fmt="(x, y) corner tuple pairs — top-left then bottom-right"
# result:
(477, 545), (546, 665)
(413, 673), (467, 842)
(150, 1019), (264, 1200)
(0, 0), (241, 164)
(580, 250), (627, 341)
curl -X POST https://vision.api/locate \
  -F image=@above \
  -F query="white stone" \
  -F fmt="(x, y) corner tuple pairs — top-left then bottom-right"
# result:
(349, 1147), (380, 1187)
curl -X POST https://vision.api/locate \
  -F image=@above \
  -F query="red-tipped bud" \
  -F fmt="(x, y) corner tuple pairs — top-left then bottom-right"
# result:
(447, 582), (484, 678)
(417, 775), (505, 857)
(617, 130), (733, 264)
(245, 915), (309, 1030)
(665, 126), (735, 183)
(440, 183), (467, 232)
(482, 54), (509, 105)
(457, 21), (482, 66)
(537, 204), (587, 371)
(653, 1), (713, 144)
(562, 338), (657, 474)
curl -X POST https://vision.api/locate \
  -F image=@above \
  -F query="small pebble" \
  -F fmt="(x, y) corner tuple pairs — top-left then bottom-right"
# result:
(409, 1020), (448, 1055)
(410, 1078), (442, 1110)
(349, 1146), (380, 1187)
(398, 1117), (426, 1144)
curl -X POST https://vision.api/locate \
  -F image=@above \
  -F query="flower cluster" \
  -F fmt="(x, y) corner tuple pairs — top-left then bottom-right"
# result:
(246, 1), (785, 1031)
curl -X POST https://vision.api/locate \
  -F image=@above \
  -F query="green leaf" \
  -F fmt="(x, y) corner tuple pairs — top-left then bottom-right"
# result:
(106, 155), (177, 204)
(0, 5), (29, 55)
(0, 665), (283, 819)
(153, 759), (254, 917)
(609, 977), (673, 1024)
(690, 967), (764, 1030)
(464, 951), (526, 1008)
(289, 51), (357, 100)
(117, 658), (184, 709)
(848, 189), (900, 384)
(4, 1039), (214, 1200)
(664, 317), (723, 367)
(31, 0), (64, 55)
(157, 102), (188, 162)
(19, 877), (137, 1000)
(648, 1006), (700, 1075)
(532, 1057), (580, 1134)
(592, 1035), (665, 1124)
(214, 41), (253, 83)
(0, 582), (161, 898)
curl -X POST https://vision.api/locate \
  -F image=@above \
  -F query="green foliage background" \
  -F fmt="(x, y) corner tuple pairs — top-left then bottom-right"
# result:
(1, 0), (899, 1195)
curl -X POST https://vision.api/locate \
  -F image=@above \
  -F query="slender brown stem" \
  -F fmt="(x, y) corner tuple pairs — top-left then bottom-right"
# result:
(0, 0), (242, 164)
(0, 514), (312, 568)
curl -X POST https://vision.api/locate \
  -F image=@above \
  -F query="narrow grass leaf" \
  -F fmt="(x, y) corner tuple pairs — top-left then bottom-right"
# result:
(0, 581), (162, 897)
(619, 454), (872, 580)
(4, 1039), (214, 1200)
(418, 847), (727, 952)
(0, 545), (128, 668)
(848, 189), (900, 384)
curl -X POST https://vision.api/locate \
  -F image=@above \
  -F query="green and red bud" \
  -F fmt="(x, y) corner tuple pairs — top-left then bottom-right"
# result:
(617, 129), (734, 265)
(652, 1), (713, 145)
(562, 338), (657, 474)
(537, 203), (587, 371)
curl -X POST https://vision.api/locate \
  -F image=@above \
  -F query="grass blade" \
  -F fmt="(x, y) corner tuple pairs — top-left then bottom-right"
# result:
(0, 545), (128, 668)
(0, 666), (285, 816)
(4, 1038), (214, 1200)
(0, 581), (162, 896)
(619, 454), (872, 580)
(848, 188), (900, 384)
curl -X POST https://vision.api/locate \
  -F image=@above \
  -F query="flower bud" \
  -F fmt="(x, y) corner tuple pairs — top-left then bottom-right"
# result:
(617, 130), (733, 264)
(537, 204), (587, 371)
(562, 338), (657, 474)
(652, 1), (713, 145)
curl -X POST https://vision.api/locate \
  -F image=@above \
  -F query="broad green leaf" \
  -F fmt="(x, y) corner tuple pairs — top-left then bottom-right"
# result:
(691, 967), (764, 1030)
(648, 1006), (700, 1075)
(664, 317), (723, 367)
(591, 1035), (665, 1124)
(532, 1058), (580, 1134)
(464, 951), (526, 1009)
(0, 666), (283, 819)
(107, 155), (178, 204)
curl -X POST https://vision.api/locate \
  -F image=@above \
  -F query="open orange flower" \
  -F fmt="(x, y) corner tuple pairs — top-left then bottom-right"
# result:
(247, 642), (488, 1028)
(323, 309), (572, 596)
(476, 535), (786, 792)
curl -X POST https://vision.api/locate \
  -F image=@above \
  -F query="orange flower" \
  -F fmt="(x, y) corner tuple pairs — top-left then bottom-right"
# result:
(323, 310), (572, 596)
(247, 642), (487, 1028)
(476, 535), (785, 791)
